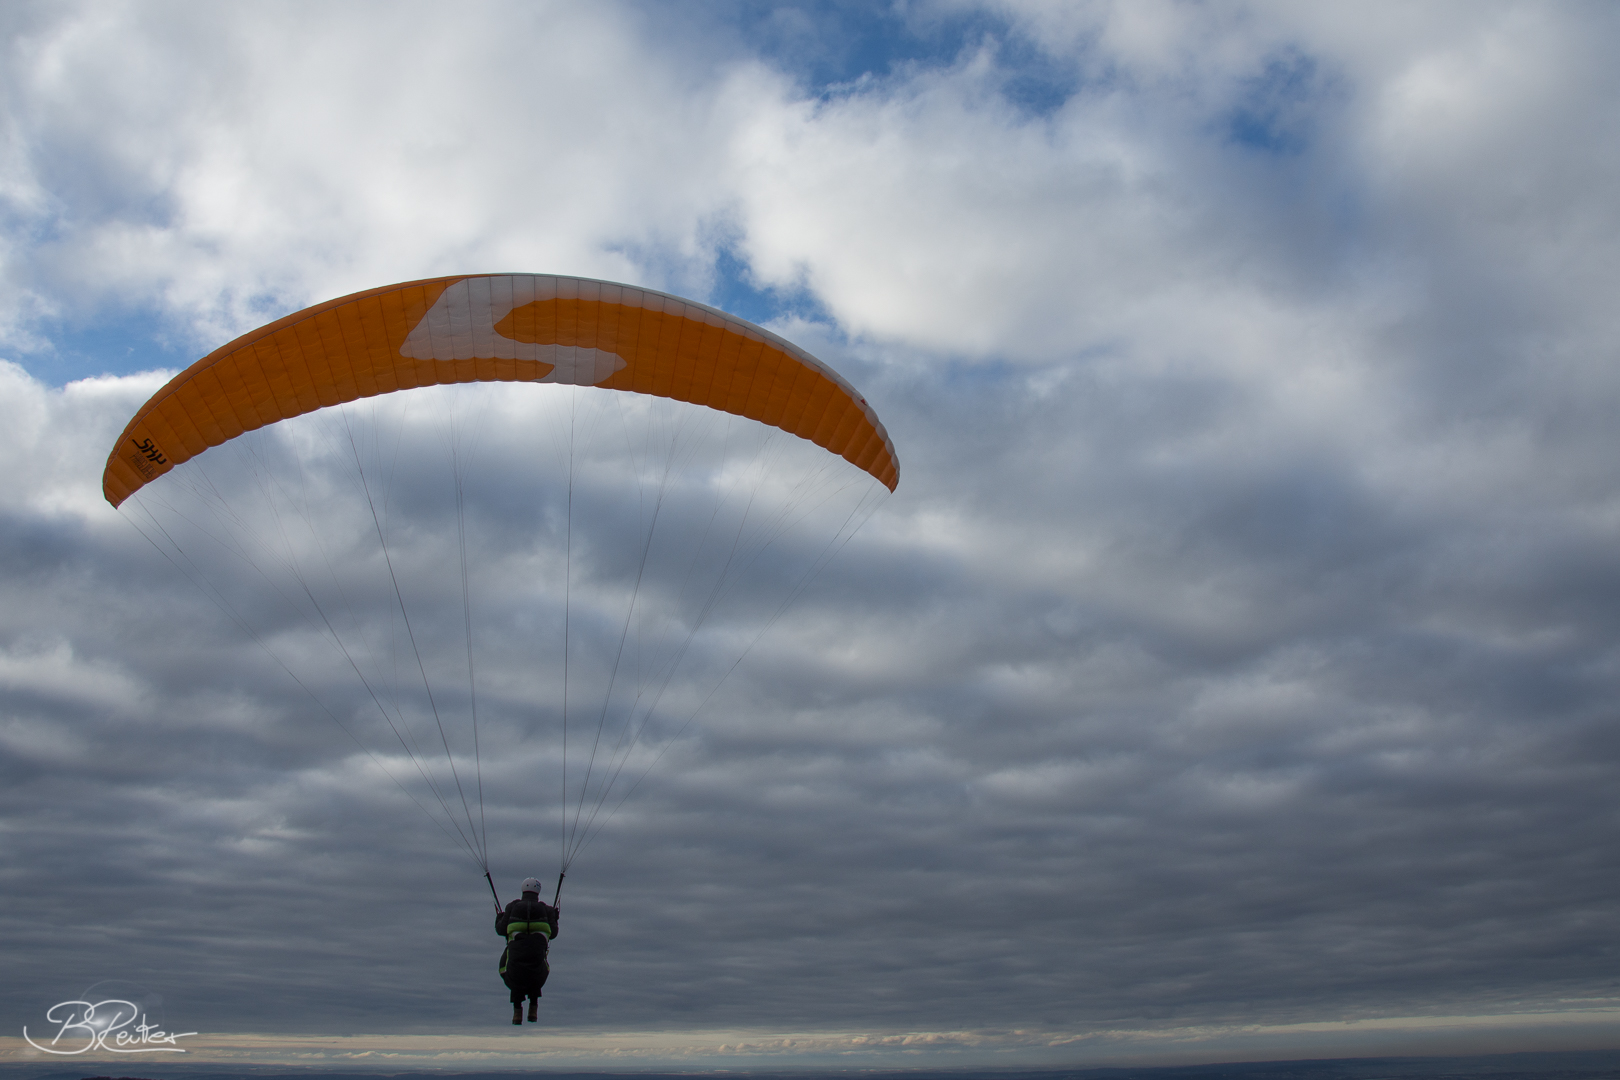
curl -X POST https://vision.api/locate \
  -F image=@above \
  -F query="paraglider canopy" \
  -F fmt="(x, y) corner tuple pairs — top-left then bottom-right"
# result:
(100, 273), (899, 887)
(103, 274), (899, 507)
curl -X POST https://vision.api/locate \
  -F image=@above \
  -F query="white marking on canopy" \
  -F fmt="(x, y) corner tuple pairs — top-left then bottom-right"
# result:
(399, 275), (628, 386)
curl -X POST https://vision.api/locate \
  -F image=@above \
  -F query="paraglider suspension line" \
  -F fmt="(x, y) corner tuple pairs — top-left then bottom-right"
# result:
(485, 870), (502, 912)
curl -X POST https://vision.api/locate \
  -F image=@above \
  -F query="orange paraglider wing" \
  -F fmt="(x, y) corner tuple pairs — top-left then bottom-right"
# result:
(103, 274), (900, 506)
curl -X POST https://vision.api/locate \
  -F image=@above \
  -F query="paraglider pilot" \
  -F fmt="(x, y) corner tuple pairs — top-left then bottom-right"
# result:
(497, 877), (559, 1024)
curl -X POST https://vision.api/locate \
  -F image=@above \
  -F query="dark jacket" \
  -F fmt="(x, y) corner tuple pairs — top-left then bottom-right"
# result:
(497, 896), (558, 972)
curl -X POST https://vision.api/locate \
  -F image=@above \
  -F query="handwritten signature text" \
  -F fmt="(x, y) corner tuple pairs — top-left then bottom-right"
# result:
(23, 999), (197, 1055)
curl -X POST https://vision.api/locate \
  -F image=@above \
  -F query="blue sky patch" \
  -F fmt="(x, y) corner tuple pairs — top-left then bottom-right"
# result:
(1225, 50), (1323, 155)
(30, 304), (192, 384)
(708, 243), (839, 334)
(655, 0), (1077, 115)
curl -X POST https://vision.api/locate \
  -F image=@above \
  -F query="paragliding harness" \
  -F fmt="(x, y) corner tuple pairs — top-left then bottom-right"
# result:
(493, 873), (560, 999)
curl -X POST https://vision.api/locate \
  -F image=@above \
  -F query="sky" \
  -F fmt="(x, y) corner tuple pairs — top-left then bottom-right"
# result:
(4, 0), (1620, 1069)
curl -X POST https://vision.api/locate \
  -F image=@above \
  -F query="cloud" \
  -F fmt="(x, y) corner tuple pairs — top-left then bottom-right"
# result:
(3, 0), (749, 359)
(4, 0), (1620, 1063)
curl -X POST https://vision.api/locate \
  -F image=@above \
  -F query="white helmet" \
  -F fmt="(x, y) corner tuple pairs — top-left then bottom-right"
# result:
(521, 877), (544, 894)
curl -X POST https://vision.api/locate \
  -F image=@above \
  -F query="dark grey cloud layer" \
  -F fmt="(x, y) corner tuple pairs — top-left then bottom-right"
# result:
(4, 0), (1620, 1060)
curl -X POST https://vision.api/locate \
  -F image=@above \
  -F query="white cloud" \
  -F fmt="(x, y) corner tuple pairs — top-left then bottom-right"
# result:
(3, 0), (743, 350)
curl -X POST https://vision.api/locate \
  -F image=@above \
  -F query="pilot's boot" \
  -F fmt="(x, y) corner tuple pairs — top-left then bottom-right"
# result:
(512, 1002), (523, 1025)
(528, 999), (538, 1022)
